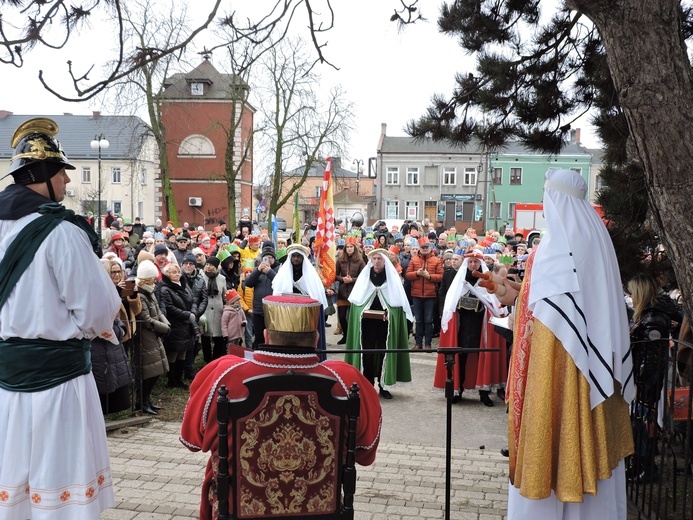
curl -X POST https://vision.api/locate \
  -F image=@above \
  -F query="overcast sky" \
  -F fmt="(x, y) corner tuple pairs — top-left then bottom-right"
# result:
(0, 0), (601, 171)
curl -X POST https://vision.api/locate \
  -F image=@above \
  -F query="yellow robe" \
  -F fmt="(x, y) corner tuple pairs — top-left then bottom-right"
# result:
(507, 252), (633, 502)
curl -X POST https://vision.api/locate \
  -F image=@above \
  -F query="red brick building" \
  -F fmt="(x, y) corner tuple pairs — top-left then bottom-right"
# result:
(160, 58), (254, 228)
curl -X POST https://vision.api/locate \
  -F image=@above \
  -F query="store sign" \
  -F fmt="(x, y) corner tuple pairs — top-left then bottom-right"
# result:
(440, 194), (475, 202)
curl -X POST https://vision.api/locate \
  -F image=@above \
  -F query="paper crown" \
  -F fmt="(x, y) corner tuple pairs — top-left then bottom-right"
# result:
(446, 234), (457, 241)
(418, 237), (430, 246)
(388, 245), (400, 255)
(248, 235), (261, 243)
(363, 239), (374, 247)
(499, 254), (514, 265)
(263, 295), (321, 333)
(345, 236), (358, 245)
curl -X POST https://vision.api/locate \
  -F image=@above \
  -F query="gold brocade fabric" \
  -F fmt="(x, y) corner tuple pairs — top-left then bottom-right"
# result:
(508, 319), (634, 502)
(236, 392), (339, 517)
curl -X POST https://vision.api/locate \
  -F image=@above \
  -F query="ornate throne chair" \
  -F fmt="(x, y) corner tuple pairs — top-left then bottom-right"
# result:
(216, 371), (360, 520)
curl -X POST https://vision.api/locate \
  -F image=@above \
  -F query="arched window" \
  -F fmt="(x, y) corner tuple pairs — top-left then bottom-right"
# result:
(178, 134), (215, 158)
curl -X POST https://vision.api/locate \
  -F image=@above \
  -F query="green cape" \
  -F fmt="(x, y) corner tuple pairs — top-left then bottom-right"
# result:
(344, 291), (412, 386)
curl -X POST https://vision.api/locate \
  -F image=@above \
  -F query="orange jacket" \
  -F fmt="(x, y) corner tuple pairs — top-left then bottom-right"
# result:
(405, 252), (443, 298)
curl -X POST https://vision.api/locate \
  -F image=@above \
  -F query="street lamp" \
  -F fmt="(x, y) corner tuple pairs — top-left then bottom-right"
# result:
(352, 159), (364, 195)
(90, 135), (109, 241)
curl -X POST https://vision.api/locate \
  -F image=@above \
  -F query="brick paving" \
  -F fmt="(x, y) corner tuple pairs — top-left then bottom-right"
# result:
(103, 422), (509, 520)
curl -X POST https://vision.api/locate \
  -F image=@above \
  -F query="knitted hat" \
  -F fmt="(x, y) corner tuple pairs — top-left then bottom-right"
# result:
(206, 256), (221, 268)
(137, 260), (158, 280)
(110, 233), (123, 242)
(182, 252), (197, 265)
(192, 247), (205, 256)
(225, 289), (240, 304)
(153, 244), (168, 257)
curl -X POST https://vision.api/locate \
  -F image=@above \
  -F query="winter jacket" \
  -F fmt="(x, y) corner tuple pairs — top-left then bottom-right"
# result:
(222, 304), (246, 342)
(630, 301), (673, 405)
(158, 275), (197, 353)
(201, 272), (227, 337)
(90, 317), (132, 395)
(239, 282), (253, 313)
(335, 254), (366, 300)
(108, 244), (135, 271)
(172, 247), (190, 266)
(405, 252), (443, 298)
(134, 284), (170, 380)
(184, 270), (208, 318)
(244, 262), (279, 315)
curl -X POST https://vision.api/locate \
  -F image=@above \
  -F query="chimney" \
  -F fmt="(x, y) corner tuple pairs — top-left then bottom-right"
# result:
(570, 128), (581, 144)
(93, 111), (101, 117)
(332, 157), (342, 170)
(0, 110), (13, 119)
(63, 112), (73, 116)
(381, 123), (387, 136)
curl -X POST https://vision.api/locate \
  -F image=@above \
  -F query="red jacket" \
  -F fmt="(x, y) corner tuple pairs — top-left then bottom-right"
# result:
(405, 252), (443, 298)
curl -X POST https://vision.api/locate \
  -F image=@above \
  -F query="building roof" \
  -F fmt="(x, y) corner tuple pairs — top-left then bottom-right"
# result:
(379, 136), (481, 155)
(161, 59), (250, 101)
(493, 140), (590, 157)
(333, 188), (372, 204)
(0, 112), (152, 161)
(380, 135), (590, 157)
(284, 157), (359, 178)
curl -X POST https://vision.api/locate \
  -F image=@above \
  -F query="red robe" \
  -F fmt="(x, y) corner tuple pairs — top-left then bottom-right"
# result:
(433, 311), (508, 392)
(180, 349), (383, 520)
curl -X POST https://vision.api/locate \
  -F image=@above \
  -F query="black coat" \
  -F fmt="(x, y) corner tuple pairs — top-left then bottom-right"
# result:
(90, 317), (132, 395)
(158, 275), (197, 353)
(244, 263), (279, 315)
(184, 271), (208, 318)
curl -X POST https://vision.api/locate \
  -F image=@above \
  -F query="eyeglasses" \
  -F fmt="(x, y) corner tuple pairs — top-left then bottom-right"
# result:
(110, 270), (122, 277)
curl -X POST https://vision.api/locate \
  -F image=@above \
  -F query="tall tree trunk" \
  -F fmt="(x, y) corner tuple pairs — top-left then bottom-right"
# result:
(572, 0), (693, 319)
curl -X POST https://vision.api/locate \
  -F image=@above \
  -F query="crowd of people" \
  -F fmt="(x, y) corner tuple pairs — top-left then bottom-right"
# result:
(94, 203), (539, 409)
(1, 118), (688, 520)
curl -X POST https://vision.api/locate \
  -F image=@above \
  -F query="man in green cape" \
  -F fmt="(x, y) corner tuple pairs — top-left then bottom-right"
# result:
(345, 248), (413, 398)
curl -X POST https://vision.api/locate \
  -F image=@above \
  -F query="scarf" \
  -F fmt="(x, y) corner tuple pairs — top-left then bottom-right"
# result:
(206, 270), (220, 297)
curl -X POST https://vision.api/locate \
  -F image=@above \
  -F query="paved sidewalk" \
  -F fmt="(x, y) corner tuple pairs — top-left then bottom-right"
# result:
(103, 421), (509, 520)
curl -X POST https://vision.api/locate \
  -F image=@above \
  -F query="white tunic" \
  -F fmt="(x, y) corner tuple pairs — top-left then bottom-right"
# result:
(0, 212), (121, 519)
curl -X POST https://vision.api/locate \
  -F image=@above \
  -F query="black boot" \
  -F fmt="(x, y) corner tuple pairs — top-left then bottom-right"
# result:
(479, 391), (494, 407)
(379, 384), (393, 400)
(148, 398), (162, 411)
(174, 360), (189, 390)
(141, 403), (158, 415)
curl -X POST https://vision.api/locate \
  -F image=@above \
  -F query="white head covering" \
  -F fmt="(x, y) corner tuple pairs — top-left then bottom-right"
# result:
(440, 253), (504, 332)
(272, 247), (328, 307)
(348, 250), (413, 321)
(529, 169), (633, 408)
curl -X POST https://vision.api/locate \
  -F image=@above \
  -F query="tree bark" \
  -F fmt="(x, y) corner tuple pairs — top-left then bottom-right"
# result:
(570, 0), (693, 319)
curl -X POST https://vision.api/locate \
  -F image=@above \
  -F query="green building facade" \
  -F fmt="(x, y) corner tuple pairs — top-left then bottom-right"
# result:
(484, 139), (592, 231)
